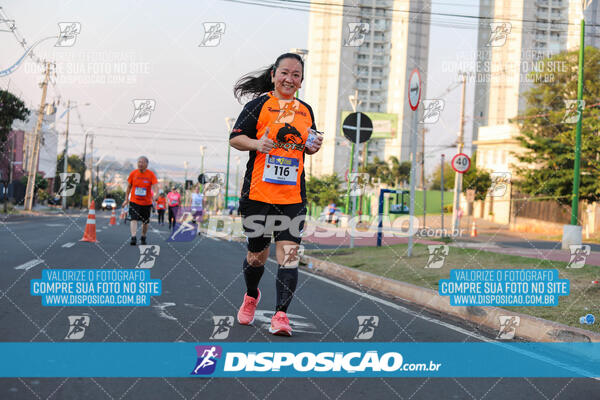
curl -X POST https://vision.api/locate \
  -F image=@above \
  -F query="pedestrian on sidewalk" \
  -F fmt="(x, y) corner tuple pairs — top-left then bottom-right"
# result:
(123, 156), (158, 245)
(230, 52), (323, 336)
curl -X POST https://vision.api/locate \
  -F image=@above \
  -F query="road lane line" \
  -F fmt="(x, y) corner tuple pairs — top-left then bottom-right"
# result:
(14, 259), (44, 271)
(62, 242), (75, 248)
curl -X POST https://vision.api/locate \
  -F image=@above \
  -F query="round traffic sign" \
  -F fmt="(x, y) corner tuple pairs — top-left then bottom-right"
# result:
(451, 153), (471, 174)
(408, 68), (421, 111)
(342, 112), (373, 144)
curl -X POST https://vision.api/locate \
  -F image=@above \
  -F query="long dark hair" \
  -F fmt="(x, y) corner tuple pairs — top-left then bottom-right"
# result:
(233, 53), (304, 102)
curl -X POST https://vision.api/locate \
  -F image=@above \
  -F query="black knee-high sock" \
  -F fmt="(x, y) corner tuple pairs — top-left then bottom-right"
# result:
(243, 259), (264, 299)
(275, 266), (298, 313)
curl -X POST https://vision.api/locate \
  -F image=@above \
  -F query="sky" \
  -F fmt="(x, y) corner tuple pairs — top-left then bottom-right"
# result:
(0, 0), (479, 182)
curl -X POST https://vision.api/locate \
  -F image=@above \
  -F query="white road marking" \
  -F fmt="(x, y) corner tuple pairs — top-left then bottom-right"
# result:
(62, 242), (75, 248)
(14, 259), (44, 271)
(152, 228), (160, 234)
(153, 302), (177, 321)
(46, 223), (66, 227)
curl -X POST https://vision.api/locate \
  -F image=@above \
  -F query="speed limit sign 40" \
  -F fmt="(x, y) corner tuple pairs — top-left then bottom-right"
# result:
(451, 153), (471, 174)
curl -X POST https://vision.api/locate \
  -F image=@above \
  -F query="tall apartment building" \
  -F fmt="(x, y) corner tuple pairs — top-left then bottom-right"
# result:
(305, 0), (431, 180)
(474, 0), (600, 145)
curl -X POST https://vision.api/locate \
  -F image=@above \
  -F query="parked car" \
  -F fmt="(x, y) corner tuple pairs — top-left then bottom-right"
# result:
(47, 195), (62, 206)
(101, 198), (117, 210)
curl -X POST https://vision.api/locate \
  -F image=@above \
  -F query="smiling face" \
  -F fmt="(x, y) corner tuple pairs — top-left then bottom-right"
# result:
(271, 57), (303, 100)
(137, 157), (148, 172)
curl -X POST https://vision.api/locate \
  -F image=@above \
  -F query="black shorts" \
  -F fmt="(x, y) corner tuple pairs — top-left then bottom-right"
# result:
(239, 198), (307, 253)
(129, 202), (151, 223)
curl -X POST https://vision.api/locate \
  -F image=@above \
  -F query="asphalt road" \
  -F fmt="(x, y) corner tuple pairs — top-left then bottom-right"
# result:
(1, 212), (599, 399)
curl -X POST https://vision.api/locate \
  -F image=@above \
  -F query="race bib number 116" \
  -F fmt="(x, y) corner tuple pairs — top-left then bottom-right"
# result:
(262, 155), (299, 185)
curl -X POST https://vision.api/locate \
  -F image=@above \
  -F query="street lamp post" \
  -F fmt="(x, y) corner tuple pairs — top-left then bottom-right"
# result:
(61, 101), (90, 209)
(563, 0), (593, 249)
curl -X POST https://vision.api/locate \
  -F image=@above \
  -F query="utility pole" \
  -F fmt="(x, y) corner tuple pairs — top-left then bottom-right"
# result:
(451, 73), (467, 233)
(24, 62), (52, 211)
(62, 100), (71, 209)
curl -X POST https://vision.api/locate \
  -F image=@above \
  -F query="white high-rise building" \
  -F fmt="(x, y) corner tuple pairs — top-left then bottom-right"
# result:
(305, 0), (431, 179)
(474, 0), (600, 142)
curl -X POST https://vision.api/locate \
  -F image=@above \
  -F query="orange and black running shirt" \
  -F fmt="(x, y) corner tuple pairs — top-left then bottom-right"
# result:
(127, 169), (158, 206)
(230, 92), (316, 205)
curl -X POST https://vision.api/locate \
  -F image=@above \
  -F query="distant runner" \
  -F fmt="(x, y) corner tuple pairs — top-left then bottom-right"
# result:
(156, 191), (167, 225)
(167, 187), (181, 230)
(123, 156), (158, 245)
(189, 185), (206, 225)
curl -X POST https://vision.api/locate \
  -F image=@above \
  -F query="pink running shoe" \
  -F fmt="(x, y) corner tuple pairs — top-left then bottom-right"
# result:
(237, 289), (261, 325)
(269, 311), (292, 336)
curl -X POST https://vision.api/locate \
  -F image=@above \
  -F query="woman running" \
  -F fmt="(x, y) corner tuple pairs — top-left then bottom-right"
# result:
(229, 52), (323, 336)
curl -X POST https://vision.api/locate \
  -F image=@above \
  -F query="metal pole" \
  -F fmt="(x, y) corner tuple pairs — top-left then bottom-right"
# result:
(24, 62), (51, 211)
(224, 117), (235, 210)
(452, 74), (467, 233)
(407, 100), (419, 257)
(571, 18), (585, 225)
(441, 154), (445, 236)
(62, 100), (70, 209)
(350, 112), (361, 249)
(87, 135), (93, 209)
(421, 127), (426, 228)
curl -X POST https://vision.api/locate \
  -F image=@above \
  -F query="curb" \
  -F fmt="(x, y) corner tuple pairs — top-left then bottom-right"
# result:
(301, 255), (600, 343)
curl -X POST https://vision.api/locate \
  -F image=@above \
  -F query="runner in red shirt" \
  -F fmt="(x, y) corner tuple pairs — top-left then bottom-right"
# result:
(123, 156), (158, 245)
(156, 192), (167, 225)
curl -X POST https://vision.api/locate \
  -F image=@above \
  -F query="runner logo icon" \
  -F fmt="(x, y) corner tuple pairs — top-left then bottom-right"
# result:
(58, 173), (80, 196)
(567, 245), (591, 269)
(191, 345), (222, 375)
(487, 22), (511, 47)
(425, 245), (448, 269)
(345, 23), (369, 47)
(129, 99), (156, 124)
(56, 22), (81, 47)
(199, 22), (225, 47)
(497, 316), (519, 340)
(420, 99), (445, 124)
(169, 219), (197, 242)
(563, 99), (585, 124)
(354, 316), (379, 340)
(209, 316), (234, 340)
(136, 245), (160, 269)
(65, 315), (90, 340)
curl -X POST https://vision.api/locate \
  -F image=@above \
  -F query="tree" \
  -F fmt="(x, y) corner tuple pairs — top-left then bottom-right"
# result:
(513, 47), (600, 204)
(430, 162), (455, 190)
(388, 156), (411, 187)
(306, 174), (344, 207)
(462, 155), (491, 201)
(363, 157), (390, 185)
(0, 90), (29, 142)
(55, 154), (87, 207)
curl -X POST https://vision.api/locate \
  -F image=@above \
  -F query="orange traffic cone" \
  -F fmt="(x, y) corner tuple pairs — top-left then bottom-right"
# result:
(470, 220), (478, 237)
(80, 201), (98, 242)
(109, 208), (117, 226)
